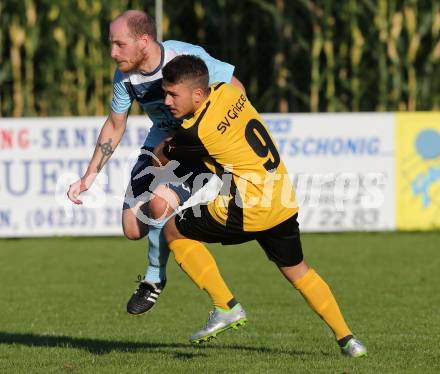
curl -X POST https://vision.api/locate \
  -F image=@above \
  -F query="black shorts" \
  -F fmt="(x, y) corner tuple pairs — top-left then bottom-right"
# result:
(175, 204), (303, 267)
(123, 147), (195, 209)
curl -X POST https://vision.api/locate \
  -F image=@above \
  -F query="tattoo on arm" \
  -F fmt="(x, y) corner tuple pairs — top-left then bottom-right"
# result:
(97, 138), (114, 172)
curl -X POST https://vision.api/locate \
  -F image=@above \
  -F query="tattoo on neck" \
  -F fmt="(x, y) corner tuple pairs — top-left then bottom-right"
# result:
(97, 138), (114, 172)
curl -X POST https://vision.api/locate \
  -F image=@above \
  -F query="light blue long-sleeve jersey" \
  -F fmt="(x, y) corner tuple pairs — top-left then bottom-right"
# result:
(111, 40), (235, 148)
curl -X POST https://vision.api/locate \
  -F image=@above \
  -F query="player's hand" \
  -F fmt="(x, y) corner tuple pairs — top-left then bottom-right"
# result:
(67, 175), (96, 205)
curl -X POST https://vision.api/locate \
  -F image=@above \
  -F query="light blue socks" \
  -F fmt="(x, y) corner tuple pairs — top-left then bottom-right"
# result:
(144, 221), (170, 284)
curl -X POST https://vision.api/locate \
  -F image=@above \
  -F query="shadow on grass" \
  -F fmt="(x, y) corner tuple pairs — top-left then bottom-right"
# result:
(0, 331), (311, 357)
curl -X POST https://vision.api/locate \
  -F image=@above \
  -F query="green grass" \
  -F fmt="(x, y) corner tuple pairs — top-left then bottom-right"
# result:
(1, 233), (440, 373)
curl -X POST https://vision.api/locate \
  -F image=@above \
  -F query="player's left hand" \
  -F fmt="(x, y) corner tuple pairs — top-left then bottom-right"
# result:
(66, 174), (96, 205)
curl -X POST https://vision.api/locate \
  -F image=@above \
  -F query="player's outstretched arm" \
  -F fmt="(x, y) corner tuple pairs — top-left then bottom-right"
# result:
(67, 110), (127, 204)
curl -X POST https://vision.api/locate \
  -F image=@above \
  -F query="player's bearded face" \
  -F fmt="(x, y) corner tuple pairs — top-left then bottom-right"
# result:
(110, 22), (146, 72)
(163, 82), (198, 119)
(112, 40), (145, 72)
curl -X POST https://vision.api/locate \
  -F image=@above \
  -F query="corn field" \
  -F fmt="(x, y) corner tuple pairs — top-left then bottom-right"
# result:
(0, 0), (439, 116)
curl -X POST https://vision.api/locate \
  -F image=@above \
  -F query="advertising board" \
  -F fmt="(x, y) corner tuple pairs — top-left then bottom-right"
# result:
(395, 112), (440, 230)
(0, 113), (398, 237)
(265, 113), (395, 232)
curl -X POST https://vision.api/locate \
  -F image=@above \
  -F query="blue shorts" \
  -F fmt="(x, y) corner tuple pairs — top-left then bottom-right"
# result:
(123, 147), (192, 210)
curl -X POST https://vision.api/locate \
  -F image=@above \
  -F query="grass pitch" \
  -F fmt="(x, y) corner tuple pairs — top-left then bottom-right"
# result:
(1, 232), (439, 373)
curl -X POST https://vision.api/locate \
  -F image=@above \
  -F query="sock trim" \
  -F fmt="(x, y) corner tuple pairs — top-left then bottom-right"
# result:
(338, 334), (354, 347)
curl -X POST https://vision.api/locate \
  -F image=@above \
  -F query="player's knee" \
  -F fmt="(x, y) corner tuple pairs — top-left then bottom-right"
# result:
(122, 223), (143, 240)
(279, 260), (310, 284)
(122, 209), (148, 240)
(124, 229), (141, 241)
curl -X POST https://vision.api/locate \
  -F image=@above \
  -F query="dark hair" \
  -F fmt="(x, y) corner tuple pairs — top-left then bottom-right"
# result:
(162, 55), (209, 89)
(119, 10), (157, 40)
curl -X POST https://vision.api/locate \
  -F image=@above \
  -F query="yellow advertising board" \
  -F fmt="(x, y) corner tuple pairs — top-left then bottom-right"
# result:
(396, 112), (440, 230)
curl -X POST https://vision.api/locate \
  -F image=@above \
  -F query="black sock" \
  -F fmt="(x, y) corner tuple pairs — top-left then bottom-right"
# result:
(227, 298), (238, 309)
(337, 334), (354, 347)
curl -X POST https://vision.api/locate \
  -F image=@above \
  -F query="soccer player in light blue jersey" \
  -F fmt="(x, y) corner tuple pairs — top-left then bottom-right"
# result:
(67, 10), (245, 315)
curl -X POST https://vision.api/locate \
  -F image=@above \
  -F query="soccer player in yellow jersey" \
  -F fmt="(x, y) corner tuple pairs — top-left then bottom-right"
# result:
(148, 55), (367, 357)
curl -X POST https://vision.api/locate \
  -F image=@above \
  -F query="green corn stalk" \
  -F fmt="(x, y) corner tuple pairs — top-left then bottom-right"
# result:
(336, 1), (350, 112)
(388, 10), (403, 110)
(323, 7), (335, 112)
(90, 1), (104, 116)
(430, 4), (440, 110)
(250, 0), (287, 111)
(53, 26), (70, 115)
(275, 0), (288, 112)
(336, 40), (349, 111)
(310, 21), (323, 112)
(130, 0), (143, 11)
(247, 33), (259, 100)
(194, 0), (206, 44)
(374, 0), (388, 111)
(350, 28), (364, 112)
(404, 4), (419, 111)
(162, 9), (170, 36)
(279, 24), (292, 113)
(109, 2), (122, 20)
(76, 0), (88, 115)
(39, 61), (52, 116)
(8, 16), (25, 117)
(3, 0), (440, 116)
(107, 2), (121, 106)
(0, 2), (5, 116)
(91, 45), (104, 116)
(413, 2), (435, 110)
(49, 3), (72, 115)
(275, 52), (289, 112)
(282, 19), (304, 112)
(24, 0), (37, 116)
(349, 0), (364, 112)
(108, 57), (116, 108)
(64, 71), (76, 115)
(75, 35), (87, 115)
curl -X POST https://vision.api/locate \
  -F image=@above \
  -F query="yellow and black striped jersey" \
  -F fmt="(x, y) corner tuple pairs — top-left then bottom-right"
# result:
(164, 82), (298, 231)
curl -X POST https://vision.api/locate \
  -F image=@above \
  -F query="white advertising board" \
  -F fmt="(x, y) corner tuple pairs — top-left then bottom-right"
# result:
(0, 116), (150, 237)
(265, 113), (395, 231)
(0, 113), (395, 237)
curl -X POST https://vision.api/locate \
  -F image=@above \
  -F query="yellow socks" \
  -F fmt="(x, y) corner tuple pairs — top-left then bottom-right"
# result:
(168, 239), (351, 339)
(169, 238), (234, 310)
(293, 268), (352, 340)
